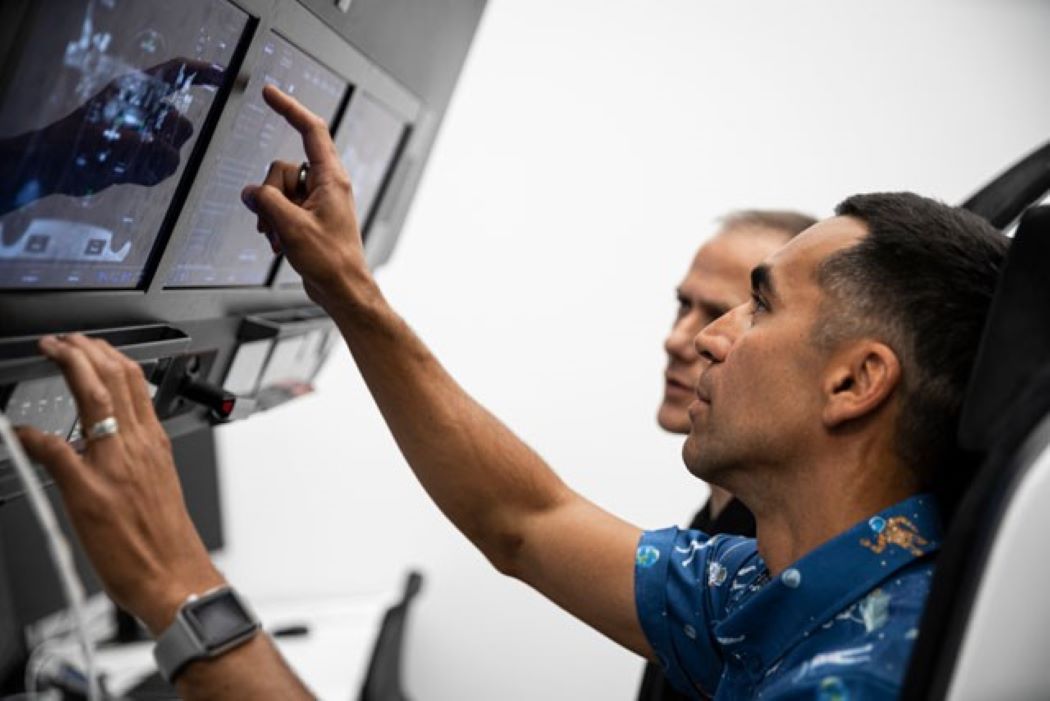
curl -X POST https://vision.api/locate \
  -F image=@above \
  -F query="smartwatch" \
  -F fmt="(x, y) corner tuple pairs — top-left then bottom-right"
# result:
(153, 585), (260, 683)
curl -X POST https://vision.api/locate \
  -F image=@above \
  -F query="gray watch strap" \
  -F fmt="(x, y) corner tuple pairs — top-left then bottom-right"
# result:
(152, 586), (259, 683)
(154, 613), (209, 682)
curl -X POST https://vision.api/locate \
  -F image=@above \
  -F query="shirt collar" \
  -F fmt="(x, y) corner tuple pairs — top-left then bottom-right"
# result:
(713, 493), (942, 675)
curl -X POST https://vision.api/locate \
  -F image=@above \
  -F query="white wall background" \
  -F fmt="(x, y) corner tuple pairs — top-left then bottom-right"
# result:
(215, 1), (1050, 699)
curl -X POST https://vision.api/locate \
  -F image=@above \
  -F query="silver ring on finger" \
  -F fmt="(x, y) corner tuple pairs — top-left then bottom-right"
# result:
(296, 161), (310, 198)
(87, 416), (119, 441)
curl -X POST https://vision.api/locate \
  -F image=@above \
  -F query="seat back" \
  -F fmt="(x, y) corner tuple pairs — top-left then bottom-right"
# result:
(358, 571), (424, 701)
(901, 207), (1050, 699)
(963, 141), (1050, 229)
(945, 413), (1050, 699)
(958, 207), (1050, 452)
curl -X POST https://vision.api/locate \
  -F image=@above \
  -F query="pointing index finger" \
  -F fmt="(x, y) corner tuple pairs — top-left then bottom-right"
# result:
(262, 84), (341, 170)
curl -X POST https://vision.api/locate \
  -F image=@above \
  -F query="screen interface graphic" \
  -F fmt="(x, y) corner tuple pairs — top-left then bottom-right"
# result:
(274, 90), (405, 286)
(336, 92), (406, 230)
(0, 0), (248, 289)
(165, 32), (347, 288)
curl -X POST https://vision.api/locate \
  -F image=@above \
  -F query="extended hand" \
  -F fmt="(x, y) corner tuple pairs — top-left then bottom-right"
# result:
(51, 58), (225, 194)
(15, 335), (224, 636)
(241, 85), (370, 310)
(2, 58), (226, 216)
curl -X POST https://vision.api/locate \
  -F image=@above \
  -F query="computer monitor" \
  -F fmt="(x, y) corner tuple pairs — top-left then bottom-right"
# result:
(0, 0), (249, 289)
(274, 89), (407, 286)
(336, 91), (409, 232)
(165, 32), (349, 288)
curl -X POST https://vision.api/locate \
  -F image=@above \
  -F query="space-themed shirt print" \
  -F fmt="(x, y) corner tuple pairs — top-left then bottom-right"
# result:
(635, 494), (941, 700)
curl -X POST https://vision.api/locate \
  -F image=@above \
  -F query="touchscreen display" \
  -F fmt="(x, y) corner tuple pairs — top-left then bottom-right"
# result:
(0, 0), (248, 289)
(165, 32), (347, 288)
(274, 90), (406, 286)
(336, 91), (406, 231)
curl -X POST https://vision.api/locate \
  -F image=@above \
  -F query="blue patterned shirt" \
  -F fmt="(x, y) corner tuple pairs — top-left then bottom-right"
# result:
(635, 494), (941, 700)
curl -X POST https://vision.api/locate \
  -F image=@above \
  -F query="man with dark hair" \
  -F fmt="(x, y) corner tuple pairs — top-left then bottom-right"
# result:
(17, 88), (1008, 699)
(643, 209), (814, 701)
(819, 194), (1004, 478)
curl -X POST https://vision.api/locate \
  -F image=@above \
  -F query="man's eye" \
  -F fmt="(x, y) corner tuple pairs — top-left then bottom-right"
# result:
(676, 298), (690, 317)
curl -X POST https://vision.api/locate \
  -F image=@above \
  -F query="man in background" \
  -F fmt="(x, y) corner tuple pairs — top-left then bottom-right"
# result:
(640, 210), (815, 700)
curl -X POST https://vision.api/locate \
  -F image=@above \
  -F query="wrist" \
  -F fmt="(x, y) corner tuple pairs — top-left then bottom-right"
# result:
(140, 566), (228, 637)
(314, 265), (382, 319)
(0, 133), (54, 208)
(25, 129), (64, 197)
(153, 585), (261, 684)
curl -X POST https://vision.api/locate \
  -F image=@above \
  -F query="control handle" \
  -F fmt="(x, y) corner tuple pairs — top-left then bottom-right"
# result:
(178, 378), (255, 422)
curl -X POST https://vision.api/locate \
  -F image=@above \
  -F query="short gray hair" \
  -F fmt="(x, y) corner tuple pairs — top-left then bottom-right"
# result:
(719, 209), (817, 238)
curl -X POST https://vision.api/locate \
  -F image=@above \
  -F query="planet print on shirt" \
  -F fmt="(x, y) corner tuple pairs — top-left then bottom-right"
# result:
(637, 544), (661, 568)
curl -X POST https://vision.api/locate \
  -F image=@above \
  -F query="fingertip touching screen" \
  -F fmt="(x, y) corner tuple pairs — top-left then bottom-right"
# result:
(165, 32), (348, 288)
(274, 89), (407, 286)
(0, 0), (248, 289)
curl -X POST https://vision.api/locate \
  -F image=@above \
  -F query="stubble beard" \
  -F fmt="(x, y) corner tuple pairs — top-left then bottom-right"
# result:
(682, 422), (738, 488)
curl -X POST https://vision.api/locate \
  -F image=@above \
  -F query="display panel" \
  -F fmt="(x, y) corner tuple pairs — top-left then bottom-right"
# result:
(0, 0), (248, 289)
(165, 32), (348, 288)
(337, 91), (408, 230)
(274, 89), (406, 285)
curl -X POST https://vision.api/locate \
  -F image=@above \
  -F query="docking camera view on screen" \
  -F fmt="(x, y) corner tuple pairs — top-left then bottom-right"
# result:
(0, 0), (248, 289)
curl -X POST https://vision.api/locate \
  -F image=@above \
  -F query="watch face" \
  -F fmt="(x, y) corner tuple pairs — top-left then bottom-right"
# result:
(184, 590), (257, 649)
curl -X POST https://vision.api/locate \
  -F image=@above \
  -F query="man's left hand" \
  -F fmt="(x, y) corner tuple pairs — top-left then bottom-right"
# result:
(15, 334), (224, 635)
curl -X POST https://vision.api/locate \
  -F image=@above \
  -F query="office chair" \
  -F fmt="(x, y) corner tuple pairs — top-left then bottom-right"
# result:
(901, 206), (1050, 699)
(358, 571), (424, 701)
(962, 140), (1050, 229)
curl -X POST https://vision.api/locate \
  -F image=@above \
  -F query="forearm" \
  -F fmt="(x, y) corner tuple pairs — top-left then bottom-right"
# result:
(235, 86), (652, 657)
(323, 273), (573, 572)
(175, 635), (314, 700)
(318, 274), (652, 656)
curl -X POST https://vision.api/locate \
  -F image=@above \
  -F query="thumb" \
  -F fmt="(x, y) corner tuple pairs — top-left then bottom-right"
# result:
(14, 426), (84, 492)
(242, 183), (307, 239)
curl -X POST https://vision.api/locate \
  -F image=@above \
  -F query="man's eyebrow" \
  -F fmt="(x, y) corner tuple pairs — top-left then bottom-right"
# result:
(676, 287), (732, 317)
(751, 264), (778, 301)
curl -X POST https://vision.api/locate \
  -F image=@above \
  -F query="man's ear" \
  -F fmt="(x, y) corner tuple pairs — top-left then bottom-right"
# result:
(821, 341), (901, 428)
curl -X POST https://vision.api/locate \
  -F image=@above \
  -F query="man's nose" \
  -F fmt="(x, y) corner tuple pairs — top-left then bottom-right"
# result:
(694, 304), (744, 363)
(665, 314), (700, 361)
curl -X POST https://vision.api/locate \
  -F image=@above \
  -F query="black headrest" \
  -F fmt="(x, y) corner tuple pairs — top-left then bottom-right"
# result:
(963, 142), (1050, 229)
(958, 206), (1050, 452)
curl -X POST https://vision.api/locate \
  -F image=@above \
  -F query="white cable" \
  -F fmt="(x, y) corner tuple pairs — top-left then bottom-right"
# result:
(0, 414), (99, 701)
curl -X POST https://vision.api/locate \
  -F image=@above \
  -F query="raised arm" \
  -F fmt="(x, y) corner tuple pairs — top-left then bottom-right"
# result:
(242, 84), (652, 657)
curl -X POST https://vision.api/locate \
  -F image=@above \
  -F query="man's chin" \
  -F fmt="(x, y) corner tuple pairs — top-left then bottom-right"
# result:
(657, 403), (691, 435)
(682, 432), (706, 476)
(682, 431), (729, 483)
